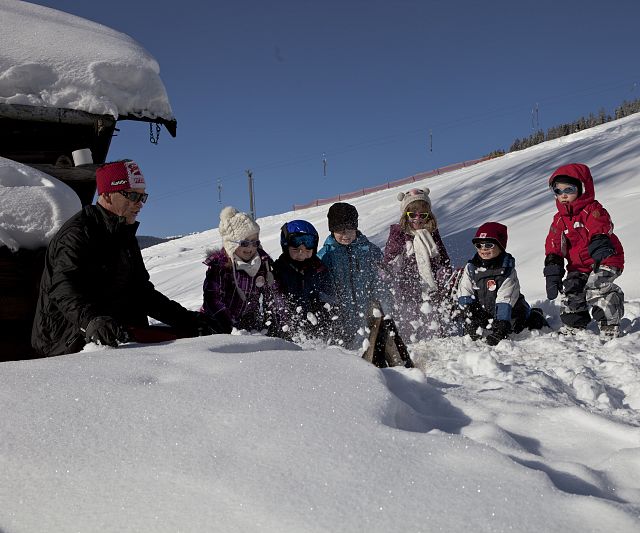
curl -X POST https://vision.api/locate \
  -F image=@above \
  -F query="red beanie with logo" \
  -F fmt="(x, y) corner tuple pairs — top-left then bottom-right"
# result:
(472, 221), (508, 250)
(95, 160), (146, 195)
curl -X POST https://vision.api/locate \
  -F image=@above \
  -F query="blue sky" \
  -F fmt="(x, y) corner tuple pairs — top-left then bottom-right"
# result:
(33, 0), (640, 237)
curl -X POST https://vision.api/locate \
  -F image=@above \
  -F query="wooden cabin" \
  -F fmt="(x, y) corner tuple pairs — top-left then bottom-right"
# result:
(0, 103), (176, 361)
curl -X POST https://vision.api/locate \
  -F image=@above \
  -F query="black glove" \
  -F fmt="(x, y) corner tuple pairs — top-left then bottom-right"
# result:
(543, 257), (564, 300)
(189, 312), (217, 336)
(486, 320), (511, 346)
(526, 308), (548, 330)
(463, 316), (482, 340)
(463, 302), (488, 341)
(205, 311), (233, 334)
(84, 316), (127, 347)
(588, 234), (615, 272)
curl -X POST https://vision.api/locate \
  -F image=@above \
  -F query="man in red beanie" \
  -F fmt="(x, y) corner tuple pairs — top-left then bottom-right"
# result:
(457, 222), (546, 346)
(32, 160), (215, 357)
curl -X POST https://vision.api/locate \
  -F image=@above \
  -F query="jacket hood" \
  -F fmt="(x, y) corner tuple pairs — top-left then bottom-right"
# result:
(549, 163), (595, 213)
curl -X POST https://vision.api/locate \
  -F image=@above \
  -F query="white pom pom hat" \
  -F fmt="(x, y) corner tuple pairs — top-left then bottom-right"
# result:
(218, 206), (260, 257)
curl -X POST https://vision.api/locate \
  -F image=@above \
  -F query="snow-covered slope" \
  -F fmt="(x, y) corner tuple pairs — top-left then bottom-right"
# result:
(143, 112), (640, 306)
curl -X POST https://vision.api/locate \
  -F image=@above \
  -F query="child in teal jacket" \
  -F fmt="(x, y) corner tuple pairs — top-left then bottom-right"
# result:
(317, 202), (383, 347)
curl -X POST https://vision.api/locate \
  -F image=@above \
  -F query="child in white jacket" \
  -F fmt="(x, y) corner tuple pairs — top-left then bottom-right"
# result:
(458, 222), (545, 345)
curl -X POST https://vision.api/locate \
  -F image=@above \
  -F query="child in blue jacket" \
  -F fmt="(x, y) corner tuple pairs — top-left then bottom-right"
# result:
(317, 202), (384, 347)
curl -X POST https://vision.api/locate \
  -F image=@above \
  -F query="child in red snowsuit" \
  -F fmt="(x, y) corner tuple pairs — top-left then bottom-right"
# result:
(543, 163), (625, 339)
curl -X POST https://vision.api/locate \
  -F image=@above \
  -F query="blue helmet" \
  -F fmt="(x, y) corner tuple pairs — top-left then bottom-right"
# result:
(280, 219), (319, 252)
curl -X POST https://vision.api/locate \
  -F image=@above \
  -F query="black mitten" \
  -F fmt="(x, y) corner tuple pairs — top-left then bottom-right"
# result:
(588, 234), (615, 272)
(543, 255), (565, 300)
(85, 316), (127, 347)
(486, 320), (511, 346)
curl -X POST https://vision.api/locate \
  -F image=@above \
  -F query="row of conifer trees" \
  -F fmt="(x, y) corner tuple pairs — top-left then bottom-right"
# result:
(484, 97), (640, 158)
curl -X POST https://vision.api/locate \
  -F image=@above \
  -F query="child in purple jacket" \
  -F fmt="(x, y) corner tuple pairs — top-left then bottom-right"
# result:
(201, 206), (278, 334)
(383, 188), (454, 341)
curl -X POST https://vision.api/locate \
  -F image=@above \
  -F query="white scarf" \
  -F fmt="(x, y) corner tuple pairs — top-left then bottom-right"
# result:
(232, 255), (262, 301)
(410, 229), (439, 294)
(234, 255), (261, 278)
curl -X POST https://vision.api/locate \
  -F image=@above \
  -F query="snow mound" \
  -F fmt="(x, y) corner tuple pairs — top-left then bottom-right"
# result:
(0, 0), (173, 120)
(0, 156), (81, 251)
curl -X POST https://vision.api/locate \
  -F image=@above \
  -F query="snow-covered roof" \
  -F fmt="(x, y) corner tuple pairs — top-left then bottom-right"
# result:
(0, 0), (174, 122)
(0, 156), (81, 251)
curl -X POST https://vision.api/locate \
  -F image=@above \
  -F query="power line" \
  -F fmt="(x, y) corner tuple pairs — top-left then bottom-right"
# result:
(147, 75), (639, 204)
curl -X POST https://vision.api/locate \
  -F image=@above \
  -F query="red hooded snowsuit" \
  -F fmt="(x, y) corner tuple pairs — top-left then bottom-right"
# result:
(544, 163), (624, 273)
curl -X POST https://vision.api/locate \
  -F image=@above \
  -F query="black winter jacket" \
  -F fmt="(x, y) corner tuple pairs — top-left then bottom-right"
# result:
(31, 205), (194, 356)
(272, 254), (334, 339)
(273, 254), (331, 313)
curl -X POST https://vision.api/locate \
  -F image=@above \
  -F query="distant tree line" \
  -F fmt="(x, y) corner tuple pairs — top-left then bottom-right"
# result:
(483, 97), (640, 158)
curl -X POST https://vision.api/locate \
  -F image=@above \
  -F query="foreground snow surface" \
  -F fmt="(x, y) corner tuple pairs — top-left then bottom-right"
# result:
(2, 329), (640, 532)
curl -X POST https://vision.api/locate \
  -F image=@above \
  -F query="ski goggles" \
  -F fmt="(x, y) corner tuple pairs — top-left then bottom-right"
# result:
(552, 185), (578, 196)
(289, 234), (317, 249)
(406, 211), (430, 220)
(118, 190), (149, 203)
(474, 241), (496, 250)
(231, 239), (261, 248)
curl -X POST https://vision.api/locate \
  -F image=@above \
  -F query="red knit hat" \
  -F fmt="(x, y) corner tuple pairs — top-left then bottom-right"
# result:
(95, 160), (146, 195)
(472, 221), (508, 250)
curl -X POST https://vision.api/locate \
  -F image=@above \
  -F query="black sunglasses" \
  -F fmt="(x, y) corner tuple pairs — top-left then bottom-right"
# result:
(553, 185), (578, 196)
(474, 242), (496, 250)
(232, 239), (261, 248)
(118, 190), (148, 203)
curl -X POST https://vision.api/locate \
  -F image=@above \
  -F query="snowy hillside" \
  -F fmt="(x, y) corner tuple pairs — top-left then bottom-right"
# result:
(142, 113), (640, 307)
(1, 115), (640, 532)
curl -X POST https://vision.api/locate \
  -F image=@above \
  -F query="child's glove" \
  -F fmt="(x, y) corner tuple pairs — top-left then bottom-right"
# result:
(462, 302), (488, 341)
(588, 234), (615, 272)
(543, 254), (565, 300)
(486, 320), (511, 346)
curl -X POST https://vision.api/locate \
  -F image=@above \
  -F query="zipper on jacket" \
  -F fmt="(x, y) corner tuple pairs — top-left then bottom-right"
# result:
(66, 332), (83, 347)
(348, 251), (357, 304)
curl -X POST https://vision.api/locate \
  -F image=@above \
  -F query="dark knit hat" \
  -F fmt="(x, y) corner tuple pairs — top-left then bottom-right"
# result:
(96, 160), (146, 195)
(551, 175), (583, 196)
(327, 202), (358, 232)
(472, 221), (508, 250)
